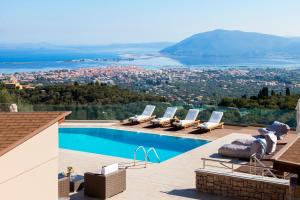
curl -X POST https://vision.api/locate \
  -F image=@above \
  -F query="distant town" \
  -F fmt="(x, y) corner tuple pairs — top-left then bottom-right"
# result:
(0, 66), (299, 105)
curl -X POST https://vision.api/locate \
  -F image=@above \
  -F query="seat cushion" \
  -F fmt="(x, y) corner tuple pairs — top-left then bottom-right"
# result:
(218, 144), (252, 159)
(267, 121), (290, 140)
(232, 137), (256, 146)
(101, 163), (118, 175)
(264, 133), (277, 154)
(250, 138), (267, 159)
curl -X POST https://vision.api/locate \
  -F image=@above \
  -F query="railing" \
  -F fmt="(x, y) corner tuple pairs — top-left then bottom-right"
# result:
(133, 146), (148, 168)
(133, 146), (160, 168)
(201, 157), (281, 179)
(250, 154), (277, 178)
(147, 147), (160, 163)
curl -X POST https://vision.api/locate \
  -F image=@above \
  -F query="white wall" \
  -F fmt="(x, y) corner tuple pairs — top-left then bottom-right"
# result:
(0, 123), (59, 200)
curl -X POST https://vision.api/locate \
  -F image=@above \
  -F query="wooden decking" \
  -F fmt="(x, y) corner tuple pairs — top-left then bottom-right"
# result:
(119, 121), (296, 142)
(273, 135), (300, 175)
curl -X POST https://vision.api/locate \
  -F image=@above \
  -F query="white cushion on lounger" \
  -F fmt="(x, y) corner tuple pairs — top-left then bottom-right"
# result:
(199, 122), (218, 129)
(101, 163), (118, 175)
(264, 133), (277, 154)
(130, 115), (150, 122)
(185, 109), (199, 121)
(208, 111), (223, 123)
(141, 105), (156, 116)
(152, 117), (169, 124)
(173, 120), (193, 126)
(162, 107), (177, 119)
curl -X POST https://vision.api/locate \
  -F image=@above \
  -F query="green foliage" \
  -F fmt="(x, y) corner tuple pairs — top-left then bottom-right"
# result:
(219, 87), (300, 110)
(0, 88), (15, 103)
(13, 84), (166, 105)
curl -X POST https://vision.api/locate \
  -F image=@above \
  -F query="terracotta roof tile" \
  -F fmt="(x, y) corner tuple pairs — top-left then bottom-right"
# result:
(0, 111), (71, 156)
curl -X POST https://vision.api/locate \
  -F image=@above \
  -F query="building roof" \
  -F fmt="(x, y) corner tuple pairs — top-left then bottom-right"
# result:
(273, 135), (300, 174)
(0, 112), (71, 157)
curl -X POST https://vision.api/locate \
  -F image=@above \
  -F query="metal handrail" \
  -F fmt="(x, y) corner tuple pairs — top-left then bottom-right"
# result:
(201, 157), (278, 178)
(134, 146), (147, 168)
(147, 147), (161, 163)
(250, 154), (277, 178)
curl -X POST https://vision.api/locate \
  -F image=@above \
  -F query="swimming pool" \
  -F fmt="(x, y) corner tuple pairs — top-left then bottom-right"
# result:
(59, 128), (209, 162)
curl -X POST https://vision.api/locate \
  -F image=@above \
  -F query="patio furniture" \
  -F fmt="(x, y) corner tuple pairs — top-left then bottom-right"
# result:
(198, 111), (224, 132)
(58, 175), (70, 199)
(258, 121), (290, 140)
(70, 174), (84, 192)
(218, 143), (252, 159)
(151, 107), (177, 127)
(219, 137), (267, 159)
(172, 109), (200, 129)
(84, 169), (126, 199)
(128, 105), (156, 124)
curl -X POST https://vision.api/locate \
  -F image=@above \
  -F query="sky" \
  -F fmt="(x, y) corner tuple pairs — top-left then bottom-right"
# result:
(1, 0), (300, 45)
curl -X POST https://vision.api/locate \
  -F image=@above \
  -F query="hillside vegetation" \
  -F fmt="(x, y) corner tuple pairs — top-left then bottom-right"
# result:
(0, 82), (166, 105)
(219, 87), (299, 110)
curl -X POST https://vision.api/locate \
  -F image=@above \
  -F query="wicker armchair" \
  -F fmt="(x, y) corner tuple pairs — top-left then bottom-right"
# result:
(58, 176), (70, 199)
(84, 169), (126, 199)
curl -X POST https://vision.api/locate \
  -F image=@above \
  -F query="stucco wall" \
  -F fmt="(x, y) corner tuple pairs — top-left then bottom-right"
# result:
(0, 123), (59, 200)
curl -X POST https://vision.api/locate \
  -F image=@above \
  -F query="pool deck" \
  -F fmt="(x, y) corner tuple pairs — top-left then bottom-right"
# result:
(59, 121), (297, 200)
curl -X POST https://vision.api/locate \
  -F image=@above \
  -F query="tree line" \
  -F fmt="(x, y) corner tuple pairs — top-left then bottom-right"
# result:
(0, 82), (166, 105)
(219, 87), (299, 110)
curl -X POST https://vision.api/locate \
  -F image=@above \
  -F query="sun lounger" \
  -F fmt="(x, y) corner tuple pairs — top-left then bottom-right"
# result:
(151, 107), (177, 127)
(198, 111), (224, 132)
(172, 109), (200, 129)
(128, 105), (156, 124)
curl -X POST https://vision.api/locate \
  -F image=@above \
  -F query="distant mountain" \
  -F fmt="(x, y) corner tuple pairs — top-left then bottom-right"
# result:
(160, 29), (300, 65)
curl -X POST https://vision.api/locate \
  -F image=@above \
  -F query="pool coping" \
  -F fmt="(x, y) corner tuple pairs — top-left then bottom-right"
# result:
(60, 122), (213, 142)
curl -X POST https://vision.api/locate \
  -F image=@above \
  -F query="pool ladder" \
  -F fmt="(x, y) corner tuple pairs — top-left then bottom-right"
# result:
(133, 146), (160, 168)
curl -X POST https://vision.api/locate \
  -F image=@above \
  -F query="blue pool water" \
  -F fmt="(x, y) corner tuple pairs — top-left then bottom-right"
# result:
(59, 128), (209, 163)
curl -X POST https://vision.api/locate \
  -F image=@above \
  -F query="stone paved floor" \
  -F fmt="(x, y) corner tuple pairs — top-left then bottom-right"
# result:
(59, 132), (250, 200)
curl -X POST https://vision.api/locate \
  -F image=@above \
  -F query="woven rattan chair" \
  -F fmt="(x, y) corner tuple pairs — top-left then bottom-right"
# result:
(58, 176), (70, 199)
(84, 169), (126, 199)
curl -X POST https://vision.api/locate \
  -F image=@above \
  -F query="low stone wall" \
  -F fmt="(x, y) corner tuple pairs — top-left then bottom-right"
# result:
(196, 169), (290, 200)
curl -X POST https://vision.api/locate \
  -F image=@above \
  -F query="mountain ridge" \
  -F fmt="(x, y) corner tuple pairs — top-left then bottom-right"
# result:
(160, 29), (300, 65)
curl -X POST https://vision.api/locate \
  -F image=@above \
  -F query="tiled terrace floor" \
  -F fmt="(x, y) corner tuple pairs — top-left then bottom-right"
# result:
(59, 121), (297, 200)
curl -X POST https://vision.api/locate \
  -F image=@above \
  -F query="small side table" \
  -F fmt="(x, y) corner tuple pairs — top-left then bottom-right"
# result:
(70, 175), (84, 192)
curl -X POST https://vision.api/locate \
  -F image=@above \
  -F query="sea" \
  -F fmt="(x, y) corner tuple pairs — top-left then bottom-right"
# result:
(1, 47), (300, 74)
